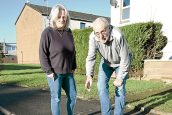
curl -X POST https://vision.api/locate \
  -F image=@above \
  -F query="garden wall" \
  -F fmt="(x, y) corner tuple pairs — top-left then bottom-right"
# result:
(143, 60), (172, 82)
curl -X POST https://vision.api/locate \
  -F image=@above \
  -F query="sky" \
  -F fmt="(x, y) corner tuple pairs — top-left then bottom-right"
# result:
(0, 0), (111, 43)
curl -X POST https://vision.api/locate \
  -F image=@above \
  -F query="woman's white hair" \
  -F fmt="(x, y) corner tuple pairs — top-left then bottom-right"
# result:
(92, 17), (109, 29)
(49, 4), (70, 29)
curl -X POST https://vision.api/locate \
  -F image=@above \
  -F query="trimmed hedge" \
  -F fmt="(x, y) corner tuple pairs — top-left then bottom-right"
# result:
(73, 28), (101, 75)
(121, 22), (167, 77)
(73, 22), (167, 78)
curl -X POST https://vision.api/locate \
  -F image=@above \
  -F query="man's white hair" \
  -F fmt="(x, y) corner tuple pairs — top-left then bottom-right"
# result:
(92, 17), (109, 29)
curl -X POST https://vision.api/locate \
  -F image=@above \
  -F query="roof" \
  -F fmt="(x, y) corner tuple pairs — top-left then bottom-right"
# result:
(15, 3), (110, 24)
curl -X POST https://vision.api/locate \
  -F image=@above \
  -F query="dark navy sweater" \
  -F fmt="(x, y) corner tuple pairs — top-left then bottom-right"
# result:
(39, 27), (76, 74)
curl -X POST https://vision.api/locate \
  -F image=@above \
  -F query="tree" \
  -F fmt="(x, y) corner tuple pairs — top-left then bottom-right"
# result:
(0, 43), (3, 70)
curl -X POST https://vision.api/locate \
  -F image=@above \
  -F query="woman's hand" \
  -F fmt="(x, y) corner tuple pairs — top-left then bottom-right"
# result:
(47, 73), (54, 79)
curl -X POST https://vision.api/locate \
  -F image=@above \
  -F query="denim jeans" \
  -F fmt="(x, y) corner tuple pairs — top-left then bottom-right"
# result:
(47, 73), (77, 115)
(97, 60), (128, 115)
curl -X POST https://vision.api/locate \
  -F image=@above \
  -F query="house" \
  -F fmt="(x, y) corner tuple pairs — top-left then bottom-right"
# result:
(110, 0), (172, 81)
(0, 42), (17, 63)
(0, 42), (16, 56)
(110, 0), (172, 60)
(15, 3), (110, 64)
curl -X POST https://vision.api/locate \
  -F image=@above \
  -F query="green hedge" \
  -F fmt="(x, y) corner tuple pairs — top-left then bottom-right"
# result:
(73, 22), (167, 78)
(120, 22), (167, 77)
(73, 28), (101, 75)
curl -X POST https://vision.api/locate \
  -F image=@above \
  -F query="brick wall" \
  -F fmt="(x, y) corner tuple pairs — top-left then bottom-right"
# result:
(2, 56), (17, 63)
(143, 59), (172, 82)
(16, 5), (43, 64)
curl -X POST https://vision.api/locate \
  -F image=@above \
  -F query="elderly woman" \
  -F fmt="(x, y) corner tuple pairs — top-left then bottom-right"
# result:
(39, 4), (77, 115)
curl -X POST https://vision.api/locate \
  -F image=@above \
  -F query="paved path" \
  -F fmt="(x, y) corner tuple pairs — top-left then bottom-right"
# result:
(0, 84), (156, 115)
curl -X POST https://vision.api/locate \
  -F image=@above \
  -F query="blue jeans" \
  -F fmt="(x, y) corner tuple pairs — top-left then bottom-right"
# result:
(97, 60), (128, 115)
(47, 73), (77, 115)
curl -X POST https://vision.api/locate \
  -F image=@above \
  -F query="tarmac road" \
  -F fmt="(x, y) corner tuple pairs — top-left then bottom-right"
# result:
(0, 84), (156, 115)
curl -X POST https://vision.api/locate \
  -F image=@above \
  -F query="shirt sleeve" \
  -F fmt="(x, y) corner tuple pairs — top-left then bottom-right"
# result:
(85, 33), (97, 77)
(39, 28), (53, 74)
(116, 34), (131, 80)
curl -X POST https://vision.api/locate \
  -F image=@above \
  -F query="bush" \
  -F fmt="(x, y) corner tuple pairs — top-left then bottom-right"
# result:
(0, 44), (3, 71)
(73, 28), (101, 75)
(120, 22), (167, 77)
(0, 44), (3, 63)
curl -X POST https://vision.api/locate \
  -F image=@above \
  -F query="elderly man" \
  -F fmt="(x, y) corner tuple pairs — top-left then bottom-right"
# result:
(85, 17), (131, 115)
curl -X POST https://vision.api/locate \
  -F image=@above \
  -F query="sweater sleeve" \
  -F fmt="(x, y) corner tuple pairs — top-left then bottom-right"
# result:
(69, 28), (77, 70)
(39, 28), (53, 74)
(72, 50), (77, 70)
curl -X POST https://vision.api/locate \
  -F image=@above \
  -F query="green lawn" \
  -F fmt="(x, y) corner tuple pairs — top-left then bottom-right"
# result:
(0, 63), (172, 113)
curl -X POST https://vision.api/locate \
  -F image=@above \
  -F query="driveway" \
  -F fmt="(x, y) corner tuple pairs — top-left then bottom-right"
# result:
(0, 84), (156, 115)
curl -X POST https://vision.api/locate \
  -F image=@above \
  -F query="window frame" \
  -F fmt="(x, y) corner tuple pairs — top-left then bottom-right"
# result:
(120, 0), (130, 23)
(80, 22), (86, 29)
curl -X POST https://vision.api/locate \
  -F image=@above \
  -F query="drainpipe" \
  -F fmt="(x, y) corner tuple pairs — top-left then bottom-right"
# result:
(21, 51), (23, 64)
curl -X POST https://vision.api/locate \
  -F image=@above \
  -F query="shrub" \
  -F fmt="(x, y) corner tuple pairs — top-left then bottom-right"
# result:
(0, 44), (3, 71)
(73, 28), (101, 75)
(0, 44), (3, 63)
(120, 22), (167, 77)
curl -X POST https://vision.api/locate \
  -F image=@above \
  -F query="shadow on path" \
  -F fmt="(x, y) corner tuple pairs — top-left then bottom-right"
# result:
(125, 87), (172, 115)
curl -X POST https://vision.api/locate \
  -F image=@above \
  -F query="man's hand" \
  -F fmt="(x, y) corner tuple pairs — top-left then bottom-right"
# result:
(113, 79), (123, 87)
(85, 76), (93, 92)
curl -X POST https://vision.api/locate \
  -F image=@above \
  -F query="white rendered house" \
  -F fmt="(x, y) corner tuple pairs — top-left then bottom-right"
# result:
(110, 0), (172, 59)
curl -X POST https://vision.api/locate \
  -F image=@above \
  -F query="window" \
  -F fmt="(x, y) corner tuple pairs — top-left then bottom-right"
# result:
(7, 46), (12, 51)
(80, 22), (85, 29)
(122, 7), (130, 20)
(121, 0), (130, 23)
(123, 0), (130, 7)
(12, 46), (16, 50)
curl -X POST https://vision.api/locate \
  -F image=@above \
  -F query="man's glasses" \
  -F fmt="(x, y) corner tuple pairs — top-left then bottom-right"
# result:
(94, 27), (108, 38)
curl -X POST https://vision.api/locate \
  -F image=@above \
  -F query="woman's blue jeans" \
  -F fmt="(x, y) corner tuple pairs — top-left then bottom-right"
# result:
(47, 73), (77, 115)
(97, 60), (128, 115)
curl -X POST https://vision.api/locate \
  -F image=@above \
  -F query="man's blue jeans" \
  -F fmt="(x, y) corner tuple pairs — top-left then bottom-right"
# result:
(47, 73), (77, 115)
(97, 60), (127, 115)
